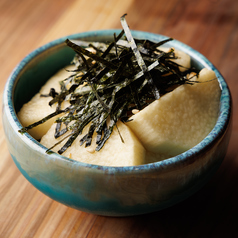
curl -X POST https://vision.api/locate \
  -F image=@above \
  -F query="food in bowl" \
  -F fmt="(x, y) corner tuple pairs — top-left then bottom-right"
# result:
(17, 16), (221, 166)
(2, 25), (231, 216)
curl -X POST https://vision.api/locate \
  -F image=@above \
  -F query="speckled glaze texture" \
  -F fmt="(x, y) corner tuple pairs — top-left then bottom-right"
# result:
(2, 30), (232, 216)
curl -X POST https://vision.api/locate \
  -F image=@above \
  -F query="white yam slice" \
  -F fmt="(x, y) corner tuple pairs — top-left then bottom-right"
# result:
(40, 120), (146, 167)
(17, 66), (74, 139)
(127, 68), (221, 160)
(171, 49), (191, 72)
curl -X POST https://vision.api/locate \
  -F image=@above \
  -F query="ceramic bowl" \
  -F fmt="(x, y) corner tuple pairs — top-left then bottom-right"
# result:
(2, 30), (232, 216)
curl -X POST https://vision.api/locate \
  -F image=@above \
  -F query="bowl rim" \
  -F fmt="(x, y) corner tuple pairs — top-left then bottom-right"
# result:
(3, 29), (232, 174)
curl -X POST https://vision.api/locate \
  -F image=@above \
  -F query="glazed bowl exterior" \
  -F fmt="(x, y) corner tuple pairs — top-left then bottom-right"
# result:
(2, 30), (232, 216)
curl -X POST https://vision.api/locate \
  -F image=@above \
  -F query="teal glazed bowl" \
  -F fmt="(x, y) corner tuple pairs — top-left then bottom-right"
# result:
(2, 30), (232, 216)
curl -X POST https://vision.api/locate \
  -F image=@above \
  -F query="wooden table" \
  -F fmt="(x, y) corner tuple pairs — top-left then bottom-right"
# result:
(0, 0), (238, 237)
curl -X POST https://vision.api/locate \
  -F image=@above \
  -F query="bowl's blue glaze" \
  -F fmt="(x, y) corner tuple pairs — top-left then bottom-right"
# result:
(2, 30), (232, 216)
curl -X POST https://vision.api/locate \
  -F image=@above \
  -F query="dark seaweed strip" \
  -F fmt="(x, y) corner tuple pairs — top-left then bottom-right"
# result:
(89, 81), (110, 113)
(120, 15), (147, 72)
(77, 51), (90, 70)
(88, 43), (104, 54)
(114, 123), (124, 143)
(111, 49), (131, 83)
(84, 114), (103, 144)
(95, 112), (109, 138)
(58, 130), (80, 154)
(79, 133), (88, 146)
(66, 39), (117, 70)
(150, 38), (173, 49)
(95, 100), (127, 151)
(85, 123), (97, 147)
(40, 88), (59, 98)
(101, 30), (125, 58)
(95, 122), (114, 151)
(55, 127), (68, 138)
(18, 108), (69, 134)
(58, 112), (98, 154)
(120, 14), (160, 100)
(49, 91), (67, 106)
(79, 107), (104, 147)
(71, 30), (124, 87)
(54, 122), (62, 138)
(54, 107), (77, 138)
(129, 85), (141, 110)
(92, 67), (110, 83)
(114, 33), (119, 59)
(46, 132), (73, 153)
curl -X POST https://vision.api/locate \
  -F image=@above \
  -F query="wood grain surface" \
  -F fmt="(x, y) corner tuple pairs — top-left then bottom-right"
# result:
(0, 0), (238, 237)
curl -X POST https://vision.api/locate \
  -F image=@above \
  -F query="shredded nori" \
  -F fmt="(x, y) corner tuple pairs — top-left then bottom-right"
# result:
(19, 14), (198, 154)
